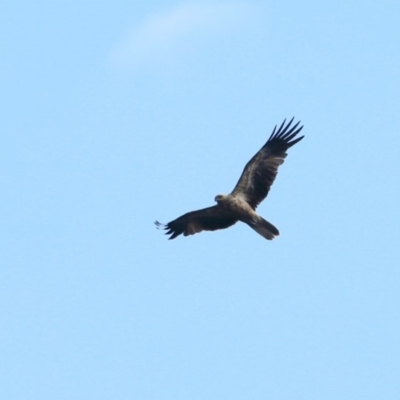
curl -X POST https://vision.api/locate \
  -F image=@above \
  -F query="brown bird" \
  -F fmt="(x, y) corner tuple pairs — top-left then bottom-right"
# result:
(156, 118), (304, 240)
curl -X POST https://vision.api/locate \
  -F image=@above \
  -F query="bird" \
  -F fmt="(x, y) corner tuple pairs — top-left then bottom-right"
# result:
(155, 117), (304, 240)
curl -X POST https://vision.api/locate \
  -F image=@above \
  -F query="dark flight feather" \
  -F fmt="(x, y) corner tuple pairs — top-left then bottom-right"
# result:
(156, 206), (237, 239)
(231, 117), (304, 209)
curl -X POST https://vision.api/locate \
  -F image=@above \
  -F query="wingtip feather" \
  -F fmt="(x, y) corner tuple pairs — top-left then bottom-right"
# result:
(155, 221), (164, 229)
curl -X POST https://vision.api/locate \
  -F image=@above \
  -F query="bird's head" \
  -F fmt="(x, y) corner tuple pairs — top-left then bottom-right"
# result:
(214, 194), (226, 204)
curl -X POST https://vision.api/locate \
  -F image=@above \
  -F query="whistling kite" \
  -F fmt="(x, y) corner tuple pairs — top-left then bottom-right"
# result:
(156, 118), (304, 240)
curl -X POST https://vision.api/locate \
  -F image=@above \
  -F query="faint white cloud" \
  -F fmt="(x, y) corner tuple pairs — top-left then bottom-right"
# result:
(109, 2), (262, 70)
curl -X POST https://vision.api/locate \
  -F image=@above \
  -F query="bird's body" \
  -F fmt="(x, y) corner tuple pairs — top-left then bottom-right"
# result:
(156, 118), (304, 240)
(215, 194), (257, 222)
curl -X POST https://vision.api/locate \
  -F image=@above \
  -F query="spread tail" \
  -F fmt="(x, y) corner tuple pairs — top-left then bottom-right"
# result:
(247, 217), (279, 240)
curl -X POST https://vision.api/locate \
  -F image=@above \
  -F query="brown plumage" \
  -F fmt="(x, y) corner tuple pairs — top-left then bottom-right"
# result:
(156, 117), (304, 240)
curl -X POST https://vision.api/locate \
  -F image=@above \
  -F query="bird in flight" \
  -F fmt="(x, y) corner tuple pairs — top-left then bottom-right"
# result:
(156, 118), (304, 240)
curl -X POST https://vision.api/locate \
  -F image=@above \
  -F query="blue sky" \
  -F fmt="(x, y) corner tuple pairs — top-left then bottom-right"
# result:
(1, 0), (400, 399)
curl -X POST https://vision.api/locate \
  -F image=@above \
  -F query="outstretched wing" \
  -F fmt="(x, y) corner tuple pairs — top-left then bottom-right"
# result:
(155, 205), (238, 240)
(231, 117), (304, 209)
